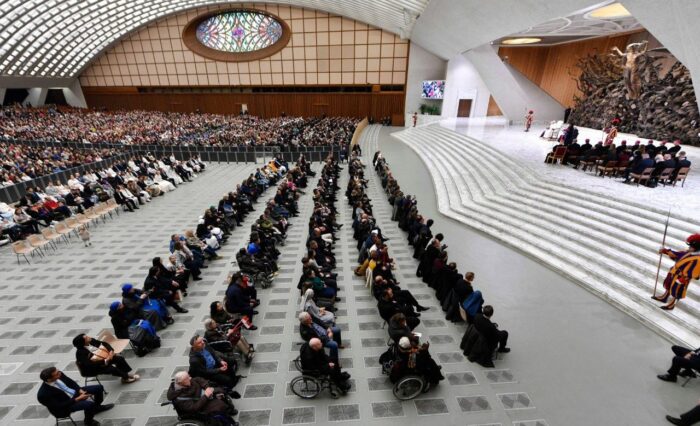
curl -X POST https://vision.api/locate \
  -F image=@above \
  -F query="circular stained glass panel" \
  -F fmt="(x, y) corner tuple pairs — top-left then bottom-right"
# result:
(196, 11), (284, 53)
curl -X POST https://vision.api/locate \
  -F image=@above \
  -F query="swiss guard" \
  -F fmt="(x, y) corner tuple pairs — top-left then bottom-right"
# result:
(652, 234), (700, 310)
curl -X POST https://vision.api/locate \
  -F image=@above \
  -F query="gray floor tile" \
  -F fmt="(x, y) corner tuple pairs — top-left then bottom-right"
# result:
(282, 406), (315, 424)
(328, 403), (360, 421)
(414, 398), (449, 415)
(458, 395), (492, 412)
(371, 401), (404, 418)
(237, 409), (271, 426)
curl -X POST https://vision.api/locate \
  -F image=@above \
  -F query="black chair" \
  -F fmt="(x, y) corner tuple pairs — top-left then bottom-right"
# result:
(75, 361), (108, 395)
(53, 414), (77, 425)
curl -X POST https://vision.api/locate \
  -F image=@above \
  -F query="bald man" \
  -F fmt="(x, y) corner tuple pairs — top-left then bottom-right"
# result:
(299, 338), (351, 392)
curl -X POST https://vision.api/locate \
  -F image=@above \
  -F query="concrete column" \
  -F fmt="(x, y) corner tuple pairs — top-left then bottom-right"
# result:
(464, 44), (564, 122)
(63, 79), (87, 108)
(24, 87), (48, 107)
(0, 88), (5, 106)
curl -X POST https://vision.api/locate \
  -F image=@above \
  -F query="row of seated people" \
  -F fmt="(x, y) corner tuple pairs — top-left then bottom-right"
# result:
(375, 150), (511, 369)
(0, 153), (204, 244)
(348, 150), (445, 391)
(296, 155), (352, 395)
(1, 105), (358, 147)
(175, 162), (314, 423)
(0, 141), (120, 187)
(36, 201), (238, 425)
(545, 138), (691, 186)
(107, 165), (291, 424)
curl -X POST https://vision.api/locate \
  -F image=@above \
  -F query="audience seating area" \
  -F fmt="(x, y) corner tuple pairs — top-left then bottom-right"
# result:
(1, 152), (206, 259)
(544, 134), (692, 188)
(0, 105), (359, 147)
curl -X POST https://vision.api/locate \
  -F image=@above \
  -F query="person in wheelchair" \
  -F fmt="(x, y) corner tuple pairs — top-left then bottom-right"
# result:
(167, 372), (239, 426)
(300, 338), (351, 392)
(298, 312), (344, 361)
(188, 335), (241, 389)
(389, 337), (444, 388)
(388, 313), (419, 345)
(203, 318), (255, 364)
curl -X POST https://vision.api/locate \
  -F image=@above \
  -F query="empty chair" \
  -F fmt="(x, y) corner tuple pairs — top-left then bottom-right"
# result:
(630, 167), (654, 187)
(53, 222), (73, 244)
(75, 213), (91, 228)
(27, 234), (53, 256)
(12, 240), (36, 265)
(598, 160), (618, 177)
(65, 217), (81, 237)
(85, 207), (101, 225)
(674, 167), (690, 187)
(107, 198), (120, 216)
(41, 228), (62, 249)
(615, 160), (629, 177)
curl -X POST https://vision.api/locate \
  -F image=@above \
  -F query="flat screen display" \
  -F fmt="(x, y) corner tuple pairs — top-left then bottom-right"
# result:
(421, 80), (445, 99)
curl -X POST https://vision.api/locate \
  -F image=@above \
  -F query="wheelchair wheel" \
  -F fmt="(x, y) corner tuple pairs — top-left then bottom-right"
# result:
(393, 375), (424, 400)
(290, 375), (322, 399)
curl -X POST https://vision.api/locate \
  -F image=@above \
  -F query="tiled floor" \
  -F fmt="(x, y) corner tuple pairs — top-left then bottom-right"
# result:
(0, 152), (555, 426)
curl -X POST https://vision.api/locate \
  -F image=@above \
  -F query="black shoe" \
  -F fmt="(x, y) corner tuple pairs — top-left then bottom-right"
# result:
(416, 305), (430, 312)
(165, 317), (175, 325)
(498, 347), (511, 353)
(200, 265), (209, 269)
(414, 312), (421, 317)
(666, 415), (684, 425)
(95, 403), (115, 413)
(657, 374), (677, 383)
(252, 310), (259, 315)
(247, 325), (258, 331)
(334, 297), (341, 301)
(85, 421), (101, 426)
(193, 277), (203, 281)
(175, 307), (189, 314)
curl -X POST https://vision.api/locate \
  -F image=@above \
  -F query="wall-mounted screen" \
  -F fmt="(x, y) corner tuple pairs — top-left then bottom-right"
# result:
(421, 80), (446, 99)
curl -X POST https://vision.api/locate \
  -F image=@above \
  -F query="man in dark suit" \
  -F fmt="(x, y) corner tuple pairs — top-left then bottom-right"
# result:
(657, 345), (700, 383)
(667, 140), (682, 156)
(298, 312), (343, 360)
(666, 400), (700, 425)
(72, 334), (138, 383)
(474, 305), (510, 354)
(377, 288), (421, 329)
(676, 152), (692, 170)
(299, 338), (351, 392)
(623, 154), (655, 182)
(188, 335), (239, 388)
(37, 367), (113, 426)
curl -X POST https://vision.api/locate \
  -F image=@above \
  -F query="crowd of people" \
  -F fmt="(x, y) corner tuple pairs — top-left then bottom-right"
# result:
(544, 125), (692, 187)
(37, 154), (313, 425)
(295, 153), (353, 395)
(373, 150), (511, 369)
(347, 146), (445, 392)
(0, 153), (204, 245)
(0, 105), (359, 147)
(0, 142), (120, 187)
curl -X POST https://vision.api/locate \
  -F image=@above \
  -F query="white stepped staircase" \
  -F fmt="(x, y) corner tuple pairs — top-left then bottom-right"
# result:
(388, 125), (700, 347)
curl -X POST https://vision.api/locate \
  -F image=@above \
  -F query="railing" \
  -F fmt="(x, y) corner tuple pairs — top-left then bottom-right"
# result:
(0, 152), (132, 204)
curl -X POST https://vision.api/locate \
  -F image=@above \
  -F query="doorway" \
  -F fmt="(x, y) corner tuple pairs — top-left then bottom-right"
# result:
(457, 99), (472, 117)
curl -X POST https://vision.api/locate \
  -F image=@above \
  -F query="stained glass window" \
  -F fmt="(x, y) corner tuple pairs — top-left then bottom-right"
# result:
(196, 11), (283, 53)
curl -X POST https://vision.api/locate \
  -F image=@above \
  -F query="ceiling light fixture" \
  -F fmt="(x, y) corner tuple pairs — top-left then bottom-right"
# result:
(501, 37), (542, 45)
(586, 2), (631, 19)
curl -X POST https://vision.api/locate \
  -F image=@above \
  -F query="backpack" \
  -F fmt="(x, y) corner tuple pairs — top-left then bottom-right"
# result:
(128, 319), (161, 356)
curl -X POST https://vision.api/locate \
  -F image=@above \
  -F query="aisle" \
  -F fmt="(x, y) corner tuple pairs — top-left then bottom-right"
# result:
(356, 130), (550, 425)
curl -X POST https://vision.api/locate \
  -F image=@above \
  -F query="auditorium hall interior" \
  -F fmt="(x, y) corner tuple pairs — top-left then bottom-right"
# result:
(1, 1), (700, 425)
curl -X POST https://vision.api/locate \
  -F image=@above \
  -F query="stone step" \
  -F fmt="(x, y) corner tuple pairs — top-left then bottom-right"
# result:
(393, 127), (699, 347)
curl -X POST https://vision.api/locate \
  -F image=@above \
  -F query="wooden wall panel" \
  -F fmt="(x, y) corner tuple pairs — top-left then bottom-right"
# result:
(499, 33), (637, 107)
(486, 95), (502, 116)
(83, 89), (404, 120)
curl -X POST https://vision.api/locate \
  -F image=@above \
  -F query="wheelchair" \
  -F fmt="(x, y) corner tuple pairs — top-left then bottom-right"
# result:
(160, 395), (238, 426)
(289, 356), (348, 399)
(379, 343), (428, 401)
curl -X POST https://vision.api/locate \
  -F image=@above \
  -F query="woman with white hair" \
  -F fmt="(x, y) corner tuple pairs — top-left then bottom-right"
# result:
(299, 288), (335, 328)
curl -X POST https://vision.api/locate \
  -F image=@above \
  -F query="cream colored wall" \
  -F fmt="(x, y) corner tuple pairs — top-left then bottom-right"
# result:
(79, 3), (409, 87)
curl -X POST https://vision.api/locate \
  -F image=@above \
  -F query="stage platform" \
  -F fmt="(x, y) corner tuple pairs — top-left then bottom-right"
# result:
(391, 120), (699, 348)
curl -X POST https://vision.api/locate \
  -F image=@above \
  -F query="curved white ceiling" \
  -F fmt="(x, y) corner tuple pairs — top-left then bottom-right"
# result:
(0, 0), (428, 78)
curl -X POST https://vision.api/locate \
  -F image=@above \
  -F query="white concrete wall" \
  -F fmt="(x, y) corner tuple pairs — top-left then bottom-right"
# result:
(441, 54), (491, 119)
(405, 43), (447, 116)
(63, 80), (87, 108)
(23, 88), (47, 107)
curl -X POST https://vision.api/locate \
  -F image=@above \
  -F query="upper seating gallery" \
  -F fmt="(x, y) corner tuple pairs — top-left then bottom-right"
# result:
(0, 106), (359, 147)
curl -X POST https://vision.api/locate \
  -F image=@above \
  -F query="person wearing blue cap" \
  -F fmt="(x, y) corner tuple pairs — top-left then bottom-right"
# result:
(108, 301), (130, 339)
